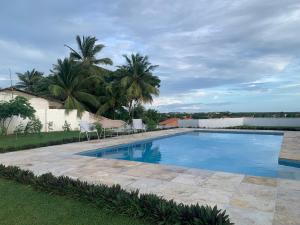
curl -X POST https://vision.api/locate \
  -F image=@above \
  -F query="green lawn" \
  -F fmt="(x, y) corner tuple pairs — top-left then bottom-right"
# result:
(0, 131), (99, 152)
(0, 178), (149, 225)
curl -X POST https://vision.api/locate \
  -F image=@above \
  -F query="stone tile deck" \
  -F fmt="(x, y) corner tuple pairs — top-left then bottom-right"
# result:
(0, 128), (300, 225)
(280, 131), (300, 164)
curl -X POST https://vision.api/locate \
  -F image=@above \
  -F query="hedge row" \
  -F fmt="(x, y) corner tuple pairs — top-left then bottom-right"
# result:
(0, 164), (233, 225)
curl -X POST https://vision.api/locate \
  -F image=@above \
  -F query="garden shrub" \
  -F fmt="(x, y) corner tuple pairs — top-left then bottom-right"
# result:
(47, 121), (54, 131)
(62, 120), (71, 131)
(0, 96), (36, 135)
(0, 125), (7, 136)
(94, 123), (102, 134)
(24, 117), (42, 134)
(0, 164), (233, 225)
(13, 123), (25, 138)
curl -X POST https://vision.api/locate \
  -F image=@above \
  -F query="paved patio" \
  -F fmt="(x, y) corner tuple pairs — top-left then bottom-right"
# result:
(0, 128), (299, 225)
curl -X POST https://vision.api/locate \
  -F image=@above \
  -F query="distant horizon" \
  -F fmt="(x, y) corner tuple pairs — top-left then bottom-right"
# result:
(158, 111), (300, 114)
(1, 0), (300, 112)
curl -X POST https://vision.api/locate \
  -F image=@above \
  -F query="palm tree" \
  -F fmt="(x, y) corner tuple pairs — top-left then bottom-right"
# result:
(96, 82), (124, 119)
(117, 54), (160, 120)
(16, 69), (43, 92)
(65, 35), (113, 66)
(49, 58), (99, 116)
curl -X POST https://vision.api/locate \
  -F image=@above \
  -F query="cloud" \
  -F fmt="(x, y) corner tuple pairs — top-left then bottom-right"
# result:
(0, 0), (300, 111)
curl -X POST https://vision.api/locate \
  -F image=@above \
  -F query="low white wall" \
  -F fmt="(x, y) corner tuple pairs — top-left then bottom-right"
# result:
(197, 118), (244, 128)
(178, 119), (199, 128)
(178, 117), (300, 128)
(243, 118), (300, 127)
(6, 109), (92, 134)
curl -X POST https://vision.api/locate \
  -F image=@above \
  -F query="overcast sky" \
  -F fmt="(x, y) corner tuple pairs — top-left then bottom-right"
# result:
(0, 0), (300, 112)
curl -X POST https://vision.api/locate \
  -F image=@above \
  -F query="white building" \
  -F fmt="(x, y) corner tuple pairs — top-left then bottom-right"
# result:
(0, 88), (63, 110)
(0, 88), (124, 134)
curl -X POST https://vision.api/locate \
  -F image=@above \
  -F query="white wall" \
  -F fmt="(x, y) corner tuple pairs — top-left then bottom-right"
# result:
(1, 91), (49, 109)
(178, 119), (199, 128)
(0, 90), (63, 109)
(197, 118), (244, 128)
(243, 118), (300, 127)
(6, 109), (92, 134)
(178, 118), (300, 128)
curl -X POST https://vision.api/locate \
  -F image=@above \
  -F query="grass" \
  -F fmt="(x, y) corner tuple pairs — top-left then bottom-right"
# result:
(0, 131), (99, 153)
(0, 178), (149, 225)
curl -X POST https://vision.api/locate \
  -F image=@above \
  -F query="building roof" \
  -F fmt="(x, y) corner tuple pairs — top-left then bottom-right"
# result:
(0, 87), (63, 104)
(159, 118), (179, 126)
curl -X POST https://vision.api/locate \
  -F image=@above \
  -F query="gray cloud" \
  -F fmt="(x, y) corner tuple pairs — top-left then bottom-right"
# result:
(0, 0), (300, 111)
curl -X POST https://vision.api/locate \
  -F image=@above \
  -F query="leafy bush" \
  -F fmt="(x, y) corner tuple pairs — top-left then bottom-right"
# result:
(62, 120), (71, 131)
(145, 119), (157, 131)
(0, 164), (233, 225)
(94, 123), (102, 134)
(47, 121), (54, 131)
(0, 125), (7, 136)
(13, 123), (25, 137)
(0, 96), (36, 135)
(24, 117), (42, 134)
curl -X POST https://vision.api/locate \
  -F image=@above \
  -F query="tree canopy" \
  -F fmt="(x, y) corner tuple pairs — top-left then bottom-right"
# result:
(13, 35), (161, 122)
(16, 69), (43, 93)
(49, 58), (99, 116)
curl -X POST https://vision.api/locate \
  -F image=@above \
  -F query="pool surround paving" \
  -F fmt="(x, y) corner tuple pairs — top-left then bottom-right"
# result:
(0, 128), (299, 225)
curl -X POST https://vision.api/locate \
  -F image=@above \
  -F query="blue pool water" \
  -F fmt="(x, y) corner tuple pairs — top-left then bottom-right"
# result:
(79, 131), (287, 177)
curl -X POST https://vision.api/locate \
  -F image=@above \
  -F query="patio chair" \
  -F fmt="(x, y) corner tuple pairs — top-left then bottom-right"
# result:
(101, 123), (133, 138)
(132, 119), (146, 133)
(79, 121), (99, 141)
(110, 123), (134, 136)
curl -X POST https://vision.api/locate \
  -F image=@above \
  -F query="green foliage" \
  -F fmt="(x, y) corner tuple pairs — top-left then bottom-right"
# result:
(116, 53), (160, 120)
(0, 96), (36, 135)
(24, 117), (42, 134)
(0, 126), (7, 136)
(13, 36), (161, 120)
(0, 164), (233, 225)
(15, 69), (43, 92)
(65, 35), (113, 66)
(0, 131), (100, 153)
(13, 123), (25, 136)
(47, 121), (54, 131)
(49, 58), (100, 116)
(62, 120), (71, 131)
(94, 123), (102, 134)
(143, 109), (161, 130)
(0, 178), (147, 225)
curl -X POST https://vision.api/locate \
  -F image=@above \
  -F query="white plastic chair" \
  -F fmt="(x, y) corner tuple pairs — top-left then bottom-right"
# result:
(110, 123), (134, 136)
(79, 121), (99, 141)
(132, 119), (146, 132)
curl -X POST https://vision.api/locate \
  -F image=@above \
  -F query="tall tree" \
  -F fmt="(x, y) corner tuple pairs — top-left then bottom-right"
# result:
(49, 58), (99, 116)
(65, 35), (113, 66)
(117, 54), (160, 120)
(16, 69), (43, 92)
(96, 82), (123, 119)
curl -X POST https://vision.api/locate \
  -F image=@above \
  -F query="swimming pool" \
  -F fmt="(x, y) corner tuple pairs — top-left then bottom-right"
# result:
(79, 131), (285, 177)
